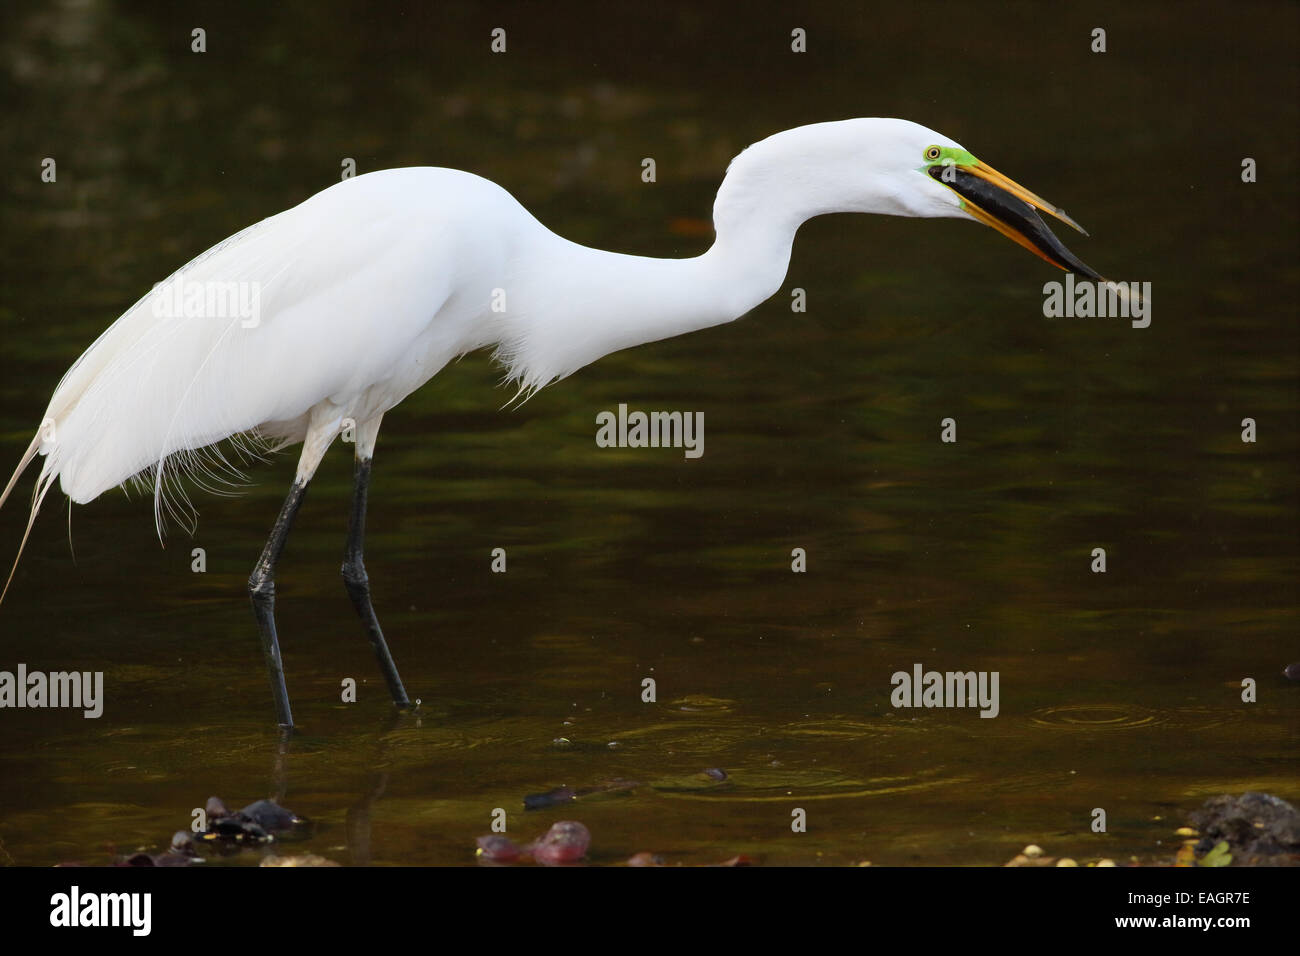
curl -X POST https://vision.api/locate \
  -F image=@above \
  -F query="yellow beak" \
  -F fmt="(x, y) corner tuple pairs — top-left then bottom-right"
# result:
(929, 161), (1104, 279)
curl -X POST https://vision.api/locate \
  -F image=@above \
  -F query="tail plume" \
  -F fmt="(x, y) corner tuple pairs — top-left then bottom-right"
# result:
(0, 431), (54, 604)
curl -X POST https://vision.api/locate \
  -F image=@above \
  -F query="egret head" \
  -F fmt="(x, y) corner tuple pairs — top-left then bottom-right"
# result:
(715, 118), (1102, 279)
(910, 130), (1102, 279)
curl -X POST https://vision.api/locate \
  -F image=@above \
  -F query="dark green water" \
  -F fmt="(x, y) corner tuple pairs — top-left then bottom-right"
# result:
(0, 1), (1295, 866)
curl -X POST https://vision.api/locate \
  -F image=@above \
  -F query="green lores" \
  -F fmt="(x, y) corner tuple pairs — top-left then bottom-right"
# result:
(919, 145), (979, 170)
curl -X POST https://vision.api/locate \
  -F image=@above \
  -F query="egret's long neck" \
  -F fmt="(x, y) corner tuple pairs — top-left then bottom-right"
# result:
(510, 188), (806, 390)
(701, 196), (806, 318)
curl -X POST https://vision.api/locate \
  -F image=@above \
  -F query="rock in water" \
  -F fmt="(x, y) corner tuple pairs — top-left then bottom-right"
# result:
(1189, 792), (1300, 864)
(531, 821), (591, 865)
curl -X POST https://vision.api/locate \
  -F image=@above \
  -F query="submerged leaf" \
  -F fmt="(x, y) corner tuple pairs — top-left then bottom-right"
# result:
(1198, 841), (1233, 868)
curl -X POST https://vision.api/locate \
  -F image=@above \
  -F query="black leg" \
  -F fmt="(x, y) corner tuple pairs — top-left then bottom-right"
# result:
(248, 479), (309, 729)
(342, 456), (410, 707)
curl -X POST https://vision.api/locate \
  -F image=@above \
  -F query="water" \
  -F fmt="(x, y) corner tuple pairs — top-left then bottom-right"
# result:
(0, 0), (1295, 866)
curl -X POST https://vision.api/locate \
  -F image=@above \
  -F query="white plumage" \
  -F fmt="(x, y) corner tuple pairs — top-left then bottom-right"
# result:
(43, 170), (512, 507)
(5, 120), (982, 536)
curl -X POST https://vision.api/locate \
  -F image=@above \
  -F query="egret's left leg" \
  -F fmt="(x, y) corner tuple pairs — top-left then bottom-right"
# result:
(342, 414), (410, 708)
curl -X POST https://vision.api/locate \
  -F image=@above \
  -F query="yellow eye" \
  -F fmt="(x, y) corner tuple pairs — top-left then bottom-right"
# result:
(925, 146), (942, 161)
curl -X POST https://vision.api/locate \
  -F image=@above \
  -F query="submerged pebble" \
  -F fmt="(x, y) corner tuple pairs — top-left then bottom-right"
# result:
(197, 796), (308, 847)
(531, 821), (591, 865)
(476, 835), (522, 862)
(240, 799), (305, 832)
(260, 854), (339, 867)
(524, 787), (577, 811)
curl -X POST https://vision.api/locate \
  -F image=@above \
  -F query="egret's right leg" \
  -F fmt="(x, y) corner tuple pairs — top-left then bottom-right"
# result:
(248, 410), (338, 728)
(341, 414), (410, 709)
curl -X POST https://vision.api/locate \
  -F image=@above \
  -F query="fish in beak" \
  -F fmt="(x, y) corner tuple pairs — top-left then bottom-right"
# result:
(928, 161), (1104, 280)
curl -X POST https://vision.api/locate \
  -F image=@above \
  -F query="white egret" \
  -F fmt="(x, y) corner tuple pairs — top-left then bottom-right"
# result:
(0, 118), (1102, 727)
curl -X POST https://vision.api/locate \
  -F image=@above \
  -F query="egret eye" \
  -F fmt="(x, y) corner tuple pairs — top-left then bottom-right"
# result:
(925, 146), (942, 161)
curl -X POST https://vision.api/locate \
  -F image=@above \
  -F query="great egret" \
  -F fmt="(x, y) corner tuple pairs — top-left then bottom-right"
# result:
(0, 118), (1102, 727)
